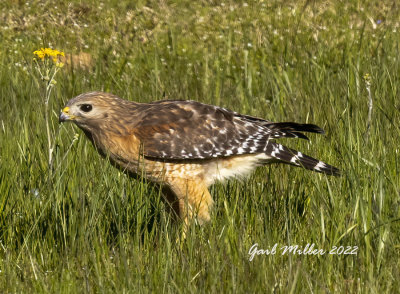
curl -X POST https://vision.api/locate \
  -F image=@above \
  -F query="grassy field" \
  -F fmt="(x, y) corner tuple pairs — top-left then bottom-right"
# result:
(1, 0), (399, 292)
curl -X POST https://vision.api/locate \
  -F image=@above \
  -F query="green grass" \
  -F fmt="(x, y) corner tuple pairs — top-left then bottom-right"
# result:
(1, 0), (399, 292)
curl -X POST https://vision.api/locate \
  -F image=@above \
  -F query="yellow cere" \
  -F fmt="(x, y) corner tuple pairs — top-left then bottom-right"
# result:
(63, 107), (70, 113)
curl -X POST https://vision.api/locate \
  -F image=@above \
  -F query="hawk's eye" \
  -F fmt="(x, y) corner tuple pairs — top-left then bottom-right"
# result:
(80, 104), (93, 112)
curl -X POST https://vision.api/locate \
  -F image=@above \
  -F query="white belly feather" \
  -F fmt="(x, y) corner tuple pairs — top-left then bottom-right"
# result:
(204, 153), (272, 186)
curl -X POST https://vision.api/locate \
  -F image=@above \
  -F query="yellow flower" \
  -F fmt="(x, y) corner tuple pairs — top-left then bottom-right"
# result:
(33, 50), (45, 59)
(33, 48), (65, 62)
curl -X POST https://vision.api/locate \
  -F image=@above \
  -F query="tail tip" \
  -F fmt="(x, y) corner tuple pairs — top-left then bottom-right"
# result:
(313, 160), (341, 176)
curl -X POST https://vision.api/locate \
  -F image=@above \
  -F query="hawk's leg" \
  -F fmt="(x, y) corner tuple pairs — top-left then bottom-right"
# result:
(165, 178), (213, 226)
(161, 185), (182, 222)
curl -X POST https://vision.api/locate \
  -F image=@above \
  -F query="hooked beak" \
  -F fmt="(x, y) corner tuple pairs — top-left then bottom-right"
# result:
(59, 106), (75, 123)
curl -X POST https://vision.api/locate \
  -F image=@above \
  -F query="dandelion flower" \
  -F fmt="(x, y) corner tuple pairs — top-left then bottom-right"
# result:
(33, 50), (45, 59)
(33, 48), (65, 62)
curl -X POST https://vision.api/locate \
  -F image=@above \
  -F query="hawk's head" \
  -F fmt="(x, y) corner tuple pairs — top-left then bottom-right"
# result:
(60, 91), (139, 138)
(59, 92), (116, 126)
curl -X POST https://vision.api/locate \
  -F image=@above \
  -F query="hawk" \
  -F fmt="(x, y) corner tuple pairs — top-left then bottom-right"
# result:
(59, 92), (339, 225)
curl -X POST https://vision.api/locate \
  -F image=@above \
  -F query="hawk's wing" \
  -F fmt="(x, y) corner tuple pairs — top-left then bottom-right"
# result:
(131, 100), (324, 160)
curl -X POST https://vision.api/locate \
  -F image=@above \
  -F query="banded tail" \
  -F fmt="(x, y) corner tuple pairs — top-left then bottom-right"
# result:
(265, 142), (340, 176)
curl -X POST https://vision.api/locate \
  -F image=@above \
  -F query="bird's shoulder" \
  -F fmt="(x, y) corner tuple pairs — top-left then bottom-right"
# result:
(133, 99), (272, 127)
